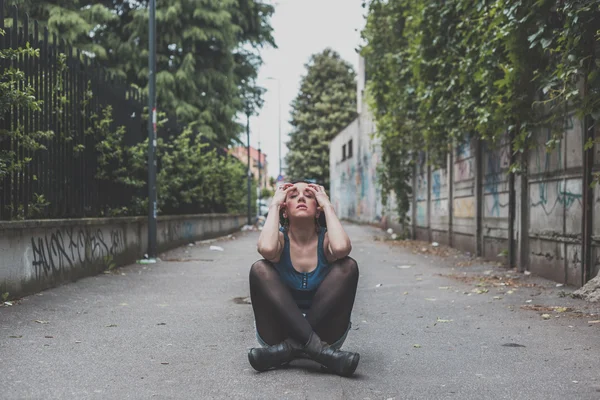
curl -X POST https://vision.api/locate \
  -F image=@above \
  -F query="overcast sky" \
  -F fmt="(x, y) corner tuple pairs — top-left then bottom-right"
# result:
(248, 0), (366, 179)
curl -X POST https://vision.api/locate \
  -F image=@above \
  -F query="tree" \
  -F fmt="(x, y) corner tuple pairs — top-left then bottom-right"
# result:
(13, 0), (275, 146)
(285, 49), (356, 190)
(5, 1), (116, 58)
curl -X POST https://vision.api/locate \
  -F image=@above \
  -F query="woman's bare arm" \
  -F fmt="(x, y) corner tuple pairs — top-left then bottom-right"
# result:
(257, 184), (292, 262)
(307, 184), (351, 262)
(322, 204), (352, 261)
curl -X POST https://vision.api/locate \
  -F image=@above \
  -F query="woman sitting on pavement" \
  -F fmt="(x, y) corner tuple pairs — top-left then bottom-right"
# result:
(247, 181), (360, 377)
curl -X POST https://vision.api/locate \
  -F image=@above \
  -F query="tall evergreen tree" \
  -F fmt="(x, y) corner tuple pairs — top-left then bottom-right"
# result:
(6, 1), (116, 58)
(11, 0), (275, 146)
(285, 49), (356, 189)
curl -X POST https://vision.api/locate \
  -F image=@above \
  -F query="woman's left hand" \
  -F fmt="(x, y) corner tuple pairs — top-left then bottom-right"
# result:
(307, 184), (331, 208)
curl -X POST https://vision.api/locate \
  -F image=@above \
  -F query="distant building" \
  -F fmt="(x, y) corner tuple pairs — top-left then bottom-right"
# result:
(229, 146), (269, 190)
(329, 56), (399, 230)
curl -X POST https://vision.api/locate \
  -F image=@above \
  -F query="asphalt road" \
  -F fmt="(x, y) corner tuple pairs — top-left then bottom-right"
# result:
(2, 223), (600, 400)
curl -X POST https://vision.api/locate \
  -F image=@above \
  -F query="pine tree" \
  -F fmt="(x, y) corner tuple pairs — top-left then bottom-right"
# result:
(5, 1), (116, 58)
(12, 0), (275, 146)
(285, 49), (356, 190)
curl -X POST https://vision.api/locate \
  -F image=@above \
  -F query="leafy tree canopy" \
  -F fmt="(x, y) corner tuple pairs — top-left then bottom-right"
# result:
(361, 0), (600, 223)
(285, 48), (357, 190)
(11, 0), (275, 146)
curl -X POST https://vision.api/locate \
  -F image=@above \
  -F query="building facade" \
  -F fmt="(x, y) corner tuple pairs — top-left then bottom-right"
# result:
(329, 57), (397, 226)
(229, 146), (269, 190)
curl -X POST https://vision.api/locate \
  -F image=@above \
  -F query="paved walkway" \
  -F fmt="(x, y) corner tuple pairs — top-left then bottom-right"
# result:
(2, 223), (600, 399)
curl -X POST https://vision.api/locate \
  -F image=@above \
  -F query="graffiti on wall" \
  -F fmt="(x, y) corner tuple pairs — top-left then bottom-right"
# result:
(331, 131), (383, 223)
(530, 125), (582, 216)
(161, 220), (195, 244)
(454, 197), (475, 218)
(431, 168), (449, 213)
(484, 142), (510, 217)
(30, 227), (125, 280)
(455, 139), (474, 181)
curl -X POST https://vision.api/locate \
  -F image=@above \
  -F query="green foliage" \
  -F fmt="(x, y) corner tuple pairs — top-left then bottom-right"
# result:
(285, 49), (357, 190)
(259, 187), (273, 200)
(0, 29), (54, 219)
(361, 0), (600, 223)
(17, 0), (275, 146)
(90, 107), (251, 216)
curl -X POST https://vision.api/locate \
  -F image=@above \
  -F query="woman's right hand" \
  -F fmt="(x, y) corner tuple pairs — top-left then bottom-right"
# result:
(272, 183), (293, 207)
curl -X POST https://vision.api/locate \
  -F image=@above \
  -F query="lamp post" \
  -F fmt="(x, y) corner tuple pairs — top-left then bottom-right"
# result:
(266, 77), (282, 177)
(257, 144), (262, 218)
(246, 111), (252, 226)
(147, 0), (157, 259)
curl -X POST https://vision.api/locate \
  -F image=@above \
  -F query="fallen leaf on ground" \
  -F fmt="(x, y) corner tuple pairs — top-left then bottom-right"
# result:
(436, 318), (453, 323)
(9, 335), (22, 338)
(541, 314), (551, 320)
(438, 286), (450, 290)
(106, 324), (118, 328)
(493, 296), (503, 300)
(34, 320), (49, 324)
(44, 335), (54, 338)
(413, 344), (422, 348)
(425, 298), (437, 301)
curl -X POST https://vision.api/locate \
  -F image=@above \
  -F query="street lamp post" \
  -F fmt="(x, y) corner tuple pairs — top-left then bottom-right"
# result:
(257, 144), (262, 218)
(266, 77), (282, 177)
(147, 0), (157, 259)
(246, 111), (252, 226)
(277, 79), (281, 178)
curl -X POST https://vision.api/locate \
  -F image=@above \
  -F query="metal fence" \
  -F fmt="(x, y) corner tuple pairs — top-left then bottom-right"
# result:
(0, 1), (146, 220)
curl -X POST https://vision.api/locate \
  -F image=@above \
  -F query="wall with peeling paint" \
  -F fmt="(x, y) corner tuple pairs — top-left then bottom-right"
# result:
(329, 110), (387, 225)
(0, 214), (243, 299)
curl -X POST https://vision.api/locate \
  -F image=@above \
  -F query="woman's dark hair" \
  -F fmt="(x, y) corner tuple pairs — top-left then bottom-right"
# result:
(278, 180), (327, 230)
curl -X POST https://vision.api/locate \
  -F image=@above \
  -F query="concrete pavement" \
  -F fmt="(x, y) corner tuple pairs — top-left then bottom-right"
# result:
(1, 223), (600, 399)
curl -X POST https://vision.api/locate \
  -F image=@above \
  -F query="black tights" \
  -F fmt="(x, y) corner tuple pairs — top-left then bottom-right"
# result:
(249, 257), (359, 346)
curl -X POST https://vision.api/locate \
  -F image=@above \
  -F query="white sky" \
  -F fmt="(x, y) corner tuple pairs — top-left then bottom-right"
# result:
(248, 0), (366, 179)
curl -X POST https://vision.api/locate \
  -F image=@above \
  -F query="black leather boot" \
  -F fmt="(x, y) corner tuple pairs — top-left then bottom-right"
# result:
(248, 341), (294, 371)
(302, 332), (359, 377)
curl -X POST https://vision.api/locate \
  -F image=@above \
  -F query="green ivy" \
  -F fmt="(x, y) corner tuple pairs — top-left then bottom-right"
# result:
(361, 0), (600, 224)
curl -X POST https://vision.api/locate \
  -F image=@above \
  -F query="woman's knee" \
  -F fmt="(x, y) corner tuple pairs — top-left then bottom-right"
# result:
(249, 259), (276, 281)
(331, 256), (359, 280)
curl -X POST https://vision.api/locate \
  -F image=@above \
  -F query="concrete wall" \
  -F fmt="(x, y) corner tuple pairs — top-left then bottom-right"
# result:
(398, 116), (597, 287)
(0, 214), (243, 298)
(330, 54), (596, 287)
(329, 110), (387, 225)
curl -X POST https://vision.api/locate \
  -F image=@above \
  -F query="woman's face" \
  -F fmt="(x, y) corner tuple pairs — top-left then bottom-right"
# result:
(285, 182), (319, 219)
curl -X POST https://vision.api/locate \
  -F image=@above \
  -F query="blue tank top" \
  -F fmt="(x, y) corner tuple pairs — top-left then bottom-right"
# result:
(275, 227), (330, 311)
